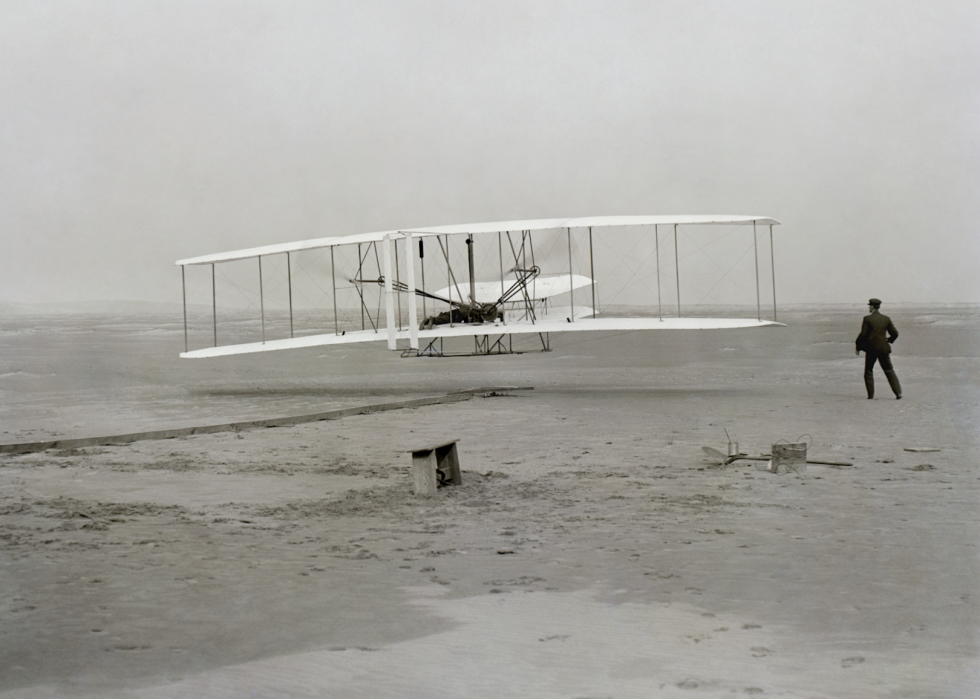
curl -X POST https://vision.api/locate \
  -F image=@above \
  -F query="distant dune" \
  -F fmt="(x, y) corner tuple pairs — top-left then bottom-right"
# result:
(0, 300), (185, 316)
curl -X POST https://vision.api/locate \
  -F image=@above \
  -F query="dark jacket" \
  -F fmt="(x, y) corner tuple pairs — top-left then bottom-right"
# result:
(856, 310), (898, 354)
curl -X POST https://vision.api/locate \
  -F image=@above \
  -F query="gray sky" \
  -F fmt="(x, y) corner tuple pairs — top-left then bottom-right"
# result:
(1, 0), (977, 306)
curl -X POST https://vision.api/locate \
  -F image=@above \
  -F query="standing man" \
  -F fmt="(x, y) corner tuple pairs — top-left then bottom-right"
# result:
(855, 298), (902, 399)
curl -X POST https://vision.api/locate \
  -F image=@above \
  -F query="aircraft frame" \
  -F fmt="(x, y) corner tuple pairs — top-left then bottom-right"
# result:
(175, 216), (783, 359)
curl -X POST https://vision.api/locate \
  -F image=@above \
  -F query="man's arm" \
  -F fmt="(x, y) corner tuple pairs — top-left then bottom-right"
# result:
(856, 319), (871, 355)
(887, 321), (898, 344)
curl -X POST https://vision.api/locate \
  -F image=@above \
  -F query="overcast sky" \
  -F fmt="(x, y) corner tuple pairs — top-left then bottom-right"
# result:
(1, 0), (977, 306)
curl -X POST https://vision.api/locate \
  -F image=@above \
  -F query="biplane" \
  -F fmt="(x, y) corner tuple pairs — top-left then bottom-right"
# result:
(175, 216), (783, 358)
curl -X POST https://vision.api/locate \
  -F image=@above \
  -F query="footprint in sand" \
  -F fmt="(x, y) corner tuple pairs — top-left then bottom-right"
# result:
(751, 646), (773, 657)
(841, 656), (865, 668)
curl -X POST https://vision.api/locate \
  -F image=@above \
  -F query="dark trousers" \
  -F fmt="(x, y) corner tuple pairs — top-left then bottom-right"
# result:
(864, 351), (902, 398)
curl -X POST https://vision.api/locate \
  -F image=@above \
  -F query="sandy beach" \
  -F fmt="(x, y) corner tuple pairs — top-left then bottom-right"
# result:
(1, 306), (978, 698)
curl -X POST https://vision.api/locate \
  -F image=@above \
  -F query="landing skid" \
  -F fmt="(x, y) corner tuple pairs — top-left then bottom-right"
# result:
(404, 332), (552, 357)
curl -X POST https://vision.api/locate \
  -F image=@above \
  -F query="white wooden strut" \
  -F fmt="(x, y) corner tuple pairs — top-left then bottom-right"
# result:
(404, 231), (419, 351)
(383, 234), (396, 350)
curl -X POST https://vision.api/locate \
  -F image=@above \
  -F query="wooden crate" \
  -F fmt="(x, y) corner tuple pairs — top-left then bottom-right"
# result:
(409, 440), (461, 496)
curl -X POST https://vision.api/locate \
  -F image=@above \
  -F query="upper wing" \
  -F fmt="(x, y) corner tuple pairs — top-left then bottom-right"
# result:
(175, 215), (781, 267)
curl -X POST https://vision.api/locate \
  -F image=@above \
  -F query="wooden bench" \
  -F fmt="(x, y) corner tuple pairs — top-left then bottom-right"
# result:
(408, 440), (461, 496)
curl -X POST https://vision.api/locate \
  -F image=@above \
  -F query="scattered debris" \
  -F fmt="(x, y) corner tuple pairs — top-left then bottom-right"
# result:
(725, 428), (739, 457)
(701, 445), (852, 469)
(904, 447), (941, 453)
(771, 441), (808, 475)
(755, 460), (792, 475)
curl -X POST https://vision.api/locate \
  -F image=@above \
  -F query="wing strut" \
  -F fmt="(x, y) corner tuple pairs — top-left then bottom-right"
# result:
(404, 231), (418, 351)
(444, 235), (453, 327)
(588, 226), (596, 317)
(383, 234), (396, 350)
(655, 225), (662, 322)
(419, 238), (427, 322)
(287, 252), (294, 338)
(211, 263), (217, 347)
(753, 221), (761, 322)
(181, 265), (188, 353)
(259, 255), (265, 343)
(394, 239), (402, 331)
(498, 232), (506, 326)
(357, 244), (364, 330)
(674, 224), (681, 317)
(331, 246), (339, 335)
(770, 224), (778, 322)
(567, 227), (574, 322)
(466, 235), (476, 303)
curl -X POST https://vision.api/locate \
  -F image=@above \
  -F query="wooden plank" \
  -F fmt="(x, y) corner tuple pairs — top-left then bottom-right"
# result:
(436, 442), (461, 485)
(407, 439), (459, 454)
(412, 450), (439, 497)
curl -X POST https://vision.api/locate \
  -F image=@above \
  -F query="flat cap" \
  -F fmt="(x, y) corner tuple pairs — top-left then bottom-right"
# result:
(868, 298), (881, 307)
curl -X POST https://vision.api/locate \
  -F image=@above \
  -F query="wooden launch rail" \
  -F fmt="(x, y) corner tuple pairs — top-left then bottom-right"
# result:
(0, 387), (529, 455)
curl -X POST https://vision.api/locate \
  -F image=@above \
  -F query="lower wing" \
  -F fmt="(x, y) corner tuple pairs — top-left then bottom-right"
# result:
(180, 316), (783, 358)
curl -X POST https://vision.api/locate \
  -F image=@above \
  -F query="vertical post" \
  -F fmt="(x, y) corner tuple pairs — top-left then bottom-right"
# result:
(567, 227), (574, 322)
(521, 230), (532, 312)
(383, 234), (396, 350)
(211, 263), (217, 347)
(753, 221), (761, 322)
(498, 231), (505, 325)
(770, 224), (778, 322)
(394, 240), (402, 330)
(522, 232), (529, 319)
(655, 225), (662, 321)
(181, 265), (188, 353)
(466, 236), (476, 304)
(331, 246), (339, 335)
(588, 226), (596, 317)
(258, 256), (265, 343)
(445, 235), (453, 327)
(405, 232), (418, 351)
(287, 252), (294, 338)
(357, 244), (365, 331)
(373, 242), (382, 326)
(419, 238), (426, 322)
(674, 224), (680, 317)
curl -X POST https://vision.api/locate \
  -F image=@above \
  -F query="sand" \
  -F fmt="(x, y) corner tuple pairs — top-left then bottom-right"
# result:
(0, 306), (978, 697)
